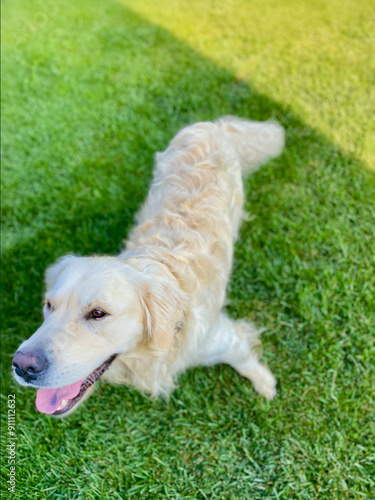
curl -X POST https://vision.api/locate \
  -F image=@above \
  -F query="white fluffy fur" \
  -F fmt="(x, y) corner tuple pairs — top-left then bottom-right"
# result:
(14, 116), (284, 414)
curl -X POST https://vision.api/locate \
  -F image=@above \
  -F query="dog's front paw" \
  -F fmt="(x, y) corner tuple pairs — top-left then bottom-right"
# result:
(253, 365), (277, 401)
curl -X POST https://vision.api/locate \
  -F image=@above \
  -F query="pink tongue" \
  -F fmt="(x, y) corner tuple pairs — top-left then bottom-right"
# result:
(36, 380), (83, 414)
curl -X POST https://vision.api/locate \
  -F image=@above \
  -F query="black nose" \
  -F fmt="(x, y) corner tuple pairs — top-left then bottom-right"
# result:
(12, 350), (48, 382)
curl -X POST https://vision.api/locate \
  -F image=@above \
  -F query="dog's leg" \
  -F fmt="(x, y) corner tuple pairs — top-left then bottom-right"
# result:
(203, 312), (276, 400)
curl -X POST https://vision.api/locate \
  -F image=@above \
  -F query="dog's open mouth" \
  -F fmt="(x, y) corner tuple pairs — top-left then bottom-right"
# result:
(35, 354), (117, 416)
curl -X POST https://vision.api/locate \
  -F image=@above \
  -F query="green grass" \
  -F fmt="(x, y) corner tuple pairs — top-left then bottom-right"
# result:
(1, 0), (374, 498)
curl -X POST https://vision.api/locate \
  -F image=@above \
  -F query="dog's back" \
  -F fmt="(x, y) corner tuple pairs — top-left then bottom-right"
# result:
(125, 116), (284, 300)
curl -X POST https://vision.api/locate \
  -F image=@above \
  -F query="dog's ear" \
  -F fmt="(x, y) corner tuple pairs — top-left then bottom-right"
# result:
(139, 269), (185, 354)
(45, 255), (78, 291)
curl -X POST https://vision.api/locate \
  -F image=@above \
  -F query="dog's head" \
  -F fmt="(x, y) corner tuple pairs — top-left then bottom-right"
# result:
(12, 255), (185, 417)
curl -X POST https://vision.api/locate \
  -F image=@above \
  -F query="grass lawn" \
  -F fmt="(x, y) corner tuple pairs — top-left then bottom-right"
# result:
(1, 0), (374, 498)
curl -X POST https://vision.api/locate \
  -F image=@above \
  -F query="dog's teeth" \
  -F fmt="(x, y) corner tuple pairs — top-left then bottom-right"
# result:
(57, 399), (68, 411)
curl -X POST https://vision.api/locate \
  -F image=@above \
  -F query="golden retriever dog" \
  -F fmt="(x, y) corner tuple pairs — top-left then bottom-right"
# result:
(12, 116), (284, 417)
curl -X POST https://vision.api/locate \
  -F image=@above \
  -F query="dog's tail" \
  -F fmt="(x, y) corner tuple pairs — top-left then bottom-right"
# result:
(215, 116), (284, 175)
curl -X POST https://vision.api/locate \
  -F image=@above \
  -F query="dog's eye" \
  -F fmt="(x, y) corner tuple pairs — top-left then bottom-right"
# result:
(45, 301), (52, 310)
(88, 309), (107, 320)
